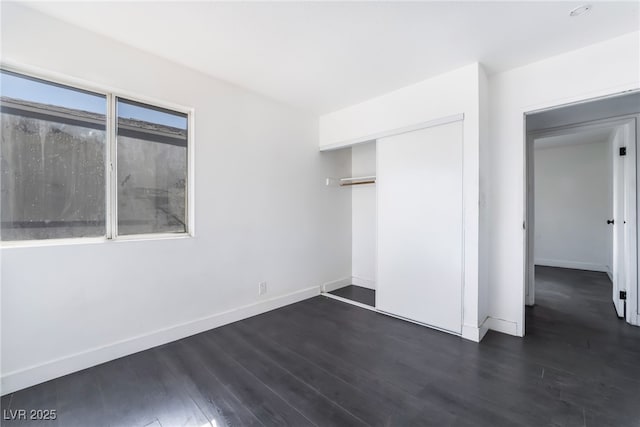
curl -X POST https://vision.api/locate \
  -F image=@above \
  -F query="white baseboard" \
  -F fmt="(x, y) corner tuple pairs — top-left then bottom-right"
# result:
(461, 317), (490, 342)
(486, 317), (521, 337)
(1, 286), (320, 395)
(321, 277), (352, 293)
(351, 276), (375, 290)
(535, 259), (608, 273)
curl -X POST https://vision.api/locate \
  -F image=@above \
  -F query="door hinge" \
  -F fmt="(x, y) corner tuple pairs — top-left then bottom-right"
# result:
(620, 291), (627, 300)
(619, 147), (627, 156)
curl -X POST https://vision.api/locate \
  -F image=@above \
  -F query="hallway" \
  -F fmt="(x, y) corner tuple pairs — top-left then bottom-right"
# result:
(528, 266), (637, 341)
(518, 266), (640, 425)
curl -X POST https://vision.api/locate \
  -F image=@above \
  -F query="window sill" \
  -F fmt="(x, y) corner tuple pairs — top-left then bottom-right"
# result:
(0, 233), (193, 249)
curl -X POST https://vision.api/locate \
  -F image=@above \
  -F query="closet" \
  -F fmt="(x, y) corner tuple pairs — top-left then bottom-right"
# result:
(326, 141), (378, 308)
(322, 118), (464, 335)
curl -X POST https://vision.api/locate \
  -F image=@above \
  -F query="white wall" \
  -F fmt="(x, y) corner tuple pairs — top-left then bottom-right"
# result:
(320, 63), (487, 342)
(0, 4), (352, 394)
(488, 32), (640, 336)
(534, 141), (612, 273)
(351, 143), (376, 289)
(319, 63), (481, 149)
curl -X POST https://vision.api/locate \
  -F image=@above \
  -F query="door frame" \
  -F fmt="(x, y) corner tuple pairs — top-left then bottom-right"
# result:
(524, 114), (638, 326)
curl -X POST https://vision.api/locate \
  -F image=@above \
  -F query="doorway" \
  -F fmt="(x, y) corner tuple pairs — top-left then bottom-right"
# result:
(524, 92), (640, 330)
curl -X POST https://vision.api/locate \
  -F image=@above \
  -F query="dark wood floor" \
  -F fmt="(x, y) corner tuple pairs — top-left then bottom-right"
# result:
(329, 285), (376, 307)
(2, 266), (639, 426)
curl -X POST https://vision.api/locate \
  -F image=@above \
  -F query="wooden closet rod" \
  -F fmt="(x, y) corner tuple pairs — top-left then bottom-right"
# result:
(340, 180), (376, 186)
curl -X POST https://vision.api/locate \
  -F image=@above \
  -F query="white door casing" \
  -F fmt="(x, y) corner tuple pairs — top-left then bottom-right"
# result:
(525, 115), (638, 327)
(623, 119), (638, 326)
(612, 126), (625, 317)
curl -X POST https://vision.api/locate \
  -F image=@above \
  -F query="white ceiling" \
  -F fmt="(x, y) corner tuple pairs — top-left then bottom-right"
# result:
(535, 126), (615, 150)
(15, 1), (640, 113)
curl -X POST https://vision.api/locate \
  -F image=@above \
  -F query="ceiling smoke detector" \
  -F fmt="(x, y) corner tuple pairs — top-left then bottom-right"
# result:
(569, 4), (592, 17)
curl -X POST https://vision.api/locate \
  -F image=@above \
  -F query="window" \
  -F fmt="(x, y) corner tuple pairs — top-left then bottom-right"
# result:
(0, 71), (107, 241)
(0, 70), (190, 242)
(116, 99), (188, 235)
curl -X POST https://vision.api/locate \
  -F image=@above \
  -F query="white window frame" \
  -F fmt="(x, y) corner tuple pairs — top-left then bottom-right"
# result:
(0, 63), (195, 247)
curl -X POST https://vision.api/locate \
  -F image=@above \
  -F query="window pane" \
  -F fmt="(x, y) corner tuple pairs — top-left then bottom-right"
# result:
(0, 71), (107, 241)
(116, 98), (187, 235)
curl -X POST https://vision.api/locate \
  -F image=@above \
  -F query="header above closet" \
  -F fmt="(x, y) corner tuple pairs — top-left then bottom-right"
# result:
(319, 113), (464, 151)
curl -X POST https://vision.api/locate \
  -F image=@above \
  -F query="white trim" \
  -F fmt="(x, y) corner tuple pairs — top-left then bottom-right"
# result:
(462, 317), (490, 342)
(624, 117), (639, 326)
(111, 94), (120, 239)
(524, 88), (640, 116)
(525, 132), (535, 307)
(459, 116), (467, 336)
(534, 260), (609, 273)
(351, 276), (375, 290)
(106, 93), (115, 239)
(321, 277), (352, 293)
(1, 233), (192, 249)
(527, 116), (638, 139)
(319, 113), (464, 151)
(520, 85), (640, 336)
(108, 232), (192, 243)
(187, 108), (196, 237)
(486, 317), (520, 337)
(0, 286), (319, 395)
(0, 236), (108, 249)
(524, 111), (640, 331)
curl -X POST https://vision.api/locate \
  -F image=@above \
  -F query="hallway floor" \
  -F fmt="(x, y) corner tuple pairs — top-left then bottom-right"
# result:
(523, 266), (640, 425)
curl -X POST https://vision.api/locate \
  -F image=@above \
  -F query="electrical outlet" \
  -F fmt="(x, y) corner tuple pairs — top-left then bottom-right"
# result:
(258, 281), (267, 295)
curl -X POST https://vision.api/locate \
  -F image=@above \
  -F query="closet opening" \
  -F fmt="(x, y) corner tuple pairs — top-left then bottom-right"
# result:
(320, 115), (466, 337)
(325, 141), (377, 309)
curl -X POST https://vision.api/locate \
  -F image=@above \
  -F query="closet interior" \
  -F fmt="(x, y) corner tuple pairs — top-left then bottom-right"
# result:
(321, 118), (465, 336)
(326, 142), (377, 308)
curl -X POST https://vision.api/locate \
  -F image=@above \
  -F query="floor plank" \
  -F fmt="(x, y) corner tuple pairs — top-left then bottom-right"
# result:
(329, 285), (375, 307)
(212, 326), (368, 426)
(185, 333), (316, 426)
(2, 266), (639, 426)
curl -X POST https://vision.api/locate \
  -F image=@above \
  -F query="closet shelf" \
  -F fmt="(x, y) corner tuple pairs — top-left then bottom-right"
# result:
(326, 176), (376, 187)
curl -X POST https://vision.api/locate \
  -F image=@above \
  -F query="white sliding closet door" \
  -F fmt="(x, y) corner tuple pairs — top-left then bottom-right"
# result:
(376, 120), (463, 334)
